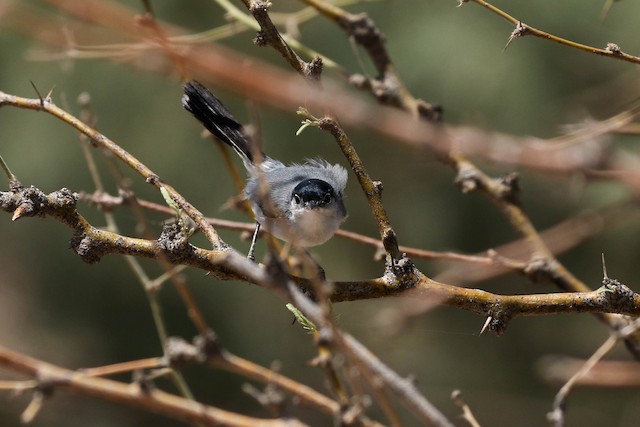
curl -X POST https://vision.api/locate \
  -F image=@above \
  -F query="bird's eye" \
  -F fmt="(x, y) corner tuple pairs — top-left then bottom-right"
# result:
(293, 193), (302, 204)
(323, 193), (332, 204)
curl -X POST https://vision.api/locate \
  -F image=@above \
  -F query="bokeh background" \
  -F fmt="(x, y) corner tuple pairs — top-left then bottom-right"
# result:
(1, 0), (640, 425)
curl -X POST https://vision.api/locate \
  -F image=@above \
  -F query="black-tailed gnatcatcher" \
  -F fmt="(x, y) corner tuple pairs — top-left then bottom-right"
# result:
(182, 81), (348, 258)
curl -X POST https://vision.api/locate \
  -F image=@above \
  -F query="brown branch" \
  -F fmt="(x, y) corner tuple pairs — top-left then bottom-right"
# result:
(0, 185), (238, 277)
(340, 332), (454, 427)
(6, 182), (640, 333)
(0, 345), (307, 427)
(300, 0), (441, 121)
(6, 2), (637, 176)
(239, 0), (321, 80)
(163, 336), (343, 418)
(299, 111), (402, 263)
(287, 0), (640, 355)
(0, 89), (223, 249)
(330, 272), (640, 335)
(462, 0), (640, 64)
(540, 356), (640, 387)
(546, 322), (637, 427)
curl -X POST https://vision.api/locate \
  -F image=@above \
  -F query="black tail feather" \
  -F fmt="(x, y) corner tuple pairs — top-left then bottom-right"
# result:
(182, 80), (255, 164)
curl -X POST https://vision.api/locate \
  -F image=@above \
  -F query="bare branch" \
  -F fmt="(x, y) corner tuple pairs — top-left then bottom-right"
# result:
(464, 0), (640, 64)
(0, 345), (307, 427)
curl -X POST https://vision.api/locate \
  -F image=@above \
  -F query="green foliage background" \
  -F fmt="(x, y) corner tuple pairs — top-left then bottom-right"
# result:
(1, 0), (640, 425)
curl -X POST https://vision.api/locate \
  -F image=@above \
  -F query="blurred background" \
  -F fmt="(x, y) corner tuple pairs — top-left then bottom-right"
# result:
(1, 0), (640, 425)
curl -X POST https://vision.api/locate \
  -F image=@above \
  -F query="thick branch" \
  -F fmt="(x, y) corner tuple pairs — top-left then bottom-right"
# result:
(4, 184), (640, 335)
(331, 272), (640, 335)
(0, 186), (234, 273)
(0, 345), (306, 427)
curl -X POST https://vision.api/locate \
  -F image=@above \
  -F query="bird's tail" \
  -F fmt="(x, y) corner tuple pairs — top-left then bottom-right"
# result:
(182, 80), (259, 166)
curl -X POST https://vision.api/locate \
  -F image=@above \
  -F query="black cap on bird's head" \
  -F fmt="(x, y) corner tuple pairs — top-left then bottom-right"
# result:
(292, 178), (336, 208)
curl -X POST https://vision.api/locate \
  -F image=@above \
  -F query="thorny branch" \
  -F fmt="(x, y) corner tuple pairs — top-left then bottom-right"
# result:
(460, 0), (640, 64)
(0, 345), (308, 427)
(2, 0), (640, 425)
(0, 90), (224, 249)
(238, 0), (323, 80)
(1, 179), (640, 334)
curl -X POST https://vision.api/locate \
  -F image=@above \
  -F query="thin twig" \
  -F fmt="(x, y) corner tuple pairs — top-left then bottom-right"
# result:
(463, 0), (640, 64)
(0, 90), (223, 249)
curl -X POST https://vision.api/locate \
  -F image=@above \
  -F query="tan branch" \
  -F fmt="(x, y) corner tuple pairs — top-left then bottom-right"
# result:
(0, 90), (223, 248)
(463, 0), (640, 65)
(0, 345), (306, 427)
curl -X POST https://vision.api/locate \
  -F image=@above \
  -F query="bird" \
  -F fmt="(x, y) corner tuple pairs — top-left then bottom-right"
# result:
(181, 80), (348, 259)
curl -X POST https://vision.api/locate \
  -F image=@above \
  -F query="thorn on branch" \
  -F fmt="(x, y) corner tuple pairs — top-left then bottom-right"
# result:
(29, 81), (53, 110)
(480, 316), (492, 336)
(505, 21), (529, 50)
(481, 314), (509, 336)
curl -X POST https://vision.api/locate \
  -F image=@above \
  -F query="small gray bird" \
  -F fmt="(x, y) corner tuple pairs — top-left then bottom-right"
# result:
(182, 81), (347, 257)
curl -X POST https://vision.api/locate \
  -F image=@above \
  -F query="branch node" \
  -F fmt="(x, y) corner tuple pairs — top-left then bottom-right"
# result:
(372, 180), (383, 195)
(164, 337), (200, 367)
(416, 99), (444, 122)
(21, 373), (60, 423)
(254, 30), (268, 47)
(157, 222), (196, 263)
(605, 42), (622, 55)
(194, 330), (224, 361)
(145, 174), (160, 185)
(494, 172), (520, 205)
(305, 56), (324, 81)
(523, 255), (552, 283)
(132, 369), (156, 395)
(481, 312), (510, 336)
(165, 332), (223, 368)
(454, 165), (481, 193)
(599, 277), (636, 312)
(249, 0), (271, 13)
(70, 233), (106, 264)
